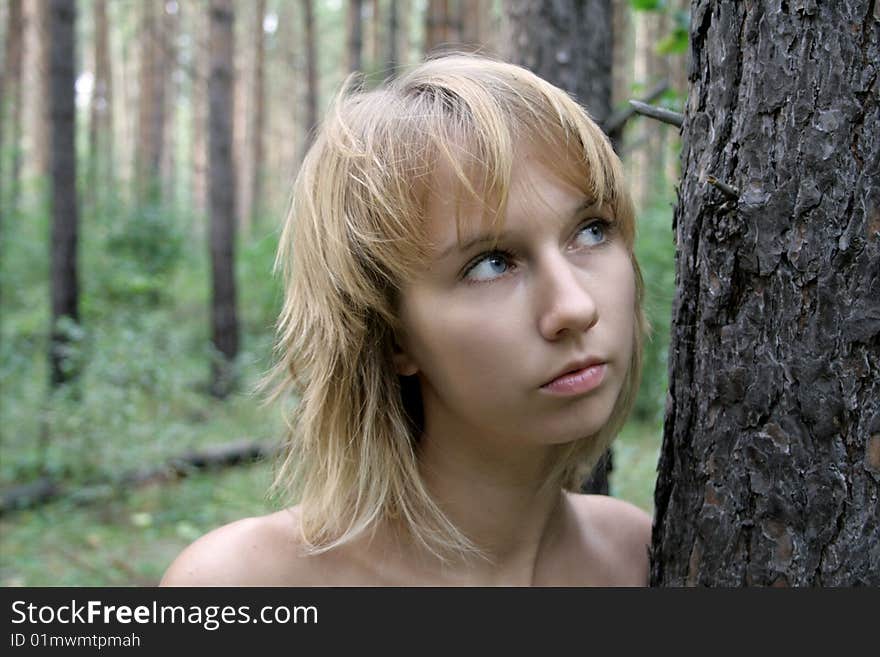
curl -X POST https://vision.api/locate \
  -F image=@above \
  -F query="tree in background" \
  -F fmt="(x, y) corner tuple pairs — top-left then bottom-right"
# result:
(386, 0), (398, 72)
(208, 0), (240, 398)
(159, 3), (180, 206)
(23, 0), (50, 182)
(135, 0), (167, 203)
(1, 0), (25, 219)
(48, 0), (80, 388)
(652, 0), (879, 586)
(192, 0), (210, 216)
(301, 0), (318, 158)
(424, 0), (459, 54)
(502, 0), (616, 495)
(239, 0), (267, 235)
(86, 0), (114, 209)
(346, 0), (364, 73)
(503, 0), (613, 131)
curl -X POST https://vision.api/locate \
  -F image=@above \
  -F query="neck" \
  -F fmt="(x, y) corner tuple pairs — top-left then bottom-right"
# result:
(398, 414), (567, 585)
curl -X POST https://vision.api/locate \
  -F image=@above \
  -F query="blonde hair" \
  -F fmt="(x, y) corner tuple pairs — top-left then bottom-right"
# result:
(261, 54), (647, 561)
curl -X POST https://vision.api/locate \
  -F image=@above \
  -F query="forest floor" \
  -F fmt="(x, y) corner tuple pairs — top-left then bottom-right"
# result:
(0, 420), (661, 587)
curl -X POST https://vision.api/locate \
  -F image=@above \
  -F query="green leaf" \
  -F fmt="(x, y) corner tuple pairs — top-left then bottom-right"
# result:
(657, 27), (689, 55)
(630, 0), (663, 10)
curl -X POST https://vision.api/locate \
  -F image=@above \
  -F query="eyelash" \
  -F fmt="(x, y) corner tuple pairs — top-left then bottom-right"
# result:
(460, 218), (615, 283)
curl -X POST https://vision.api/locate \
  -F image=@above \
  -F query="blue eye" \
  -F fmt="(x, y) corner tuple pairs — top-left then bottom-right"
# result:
(463, 251), (513, 282)
(574, 219), (610, 248)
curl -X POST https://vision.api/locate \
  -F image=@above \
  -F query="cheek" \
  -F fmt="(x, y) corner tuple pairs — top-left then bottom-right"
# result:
(401, 293), (524, 391)
(613, 261), (638, 361)
(595, 253), (637, 358)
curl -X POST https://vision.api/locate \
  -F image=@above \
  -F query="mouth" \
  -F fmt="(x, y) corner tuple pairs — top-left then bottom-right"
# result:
(540, 360), (607, 396)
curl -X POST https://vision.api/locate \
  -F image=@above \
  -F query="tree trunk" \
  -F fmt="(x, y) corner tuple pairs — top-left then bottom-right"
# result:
(425, 0), (453, 54)
(2, 0), (25, 218)
(160, 3), (179, 206)
(664, 0), (689, 185)
(651, 0), (880, 586)
(275, 0), (301, 204)
(48, 0), (80, 387)
(87, 0), (114, 208)
(301, 0), (318, 160)
(611, 0), (633, 114)
(248, 0), (266, 232)
(397, 0), (410, 66)
(387, 0), (398, 73)
(237, 0), (267, 235)
(110, 0), (135, 200)
(460, 0), (491, 52)
(135, 0), (166, 203)
(23, 0), (50, 181)
(502, 0), (616, 496)
(208, 0), (239, 398)
(347, 0), (364, 73)
(632, 11), (668, 210)
(502, 0), (614, 130)
(192, 0), (209, 216)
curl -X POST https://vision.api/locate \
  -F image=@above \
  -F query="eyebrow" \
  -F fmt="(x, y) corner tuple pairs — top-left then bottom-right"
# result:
(437, 197), (603, 259)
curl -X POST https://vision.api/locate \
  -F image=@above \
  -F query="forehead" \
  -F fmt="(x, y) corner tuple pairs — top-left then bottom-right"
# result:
(422, 149), (589, 248)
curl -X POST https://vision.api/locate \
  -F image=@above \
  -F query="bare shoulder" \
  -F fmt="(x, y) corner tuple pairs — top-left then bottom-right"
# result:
(564, 492), (653, 586)
(160, 506), (318, 587)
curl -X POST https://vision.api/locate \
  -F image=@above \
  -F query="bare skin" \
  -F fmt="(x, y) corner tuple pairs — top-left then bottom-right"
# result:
(162, 149), (652, 587)
(160, 494), (650, 586)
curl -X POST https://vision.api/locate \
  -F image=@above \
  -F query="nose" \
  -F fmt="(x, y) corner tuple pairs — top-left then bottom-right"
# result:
(536, 254), (599, 341)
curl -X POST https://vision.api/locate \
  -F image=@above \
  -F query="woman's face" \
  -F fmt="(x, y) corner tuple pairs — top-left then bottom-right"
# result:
(394, 150), (636, 451)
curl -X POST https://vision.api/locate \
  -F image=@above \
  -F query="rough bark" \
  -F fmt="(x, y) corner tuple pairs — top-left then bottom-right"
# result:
(48, 0), (80, 387)
(502, 0), (616, 496)
(652, 0), (880, 586)
(208, 0), (239, 398)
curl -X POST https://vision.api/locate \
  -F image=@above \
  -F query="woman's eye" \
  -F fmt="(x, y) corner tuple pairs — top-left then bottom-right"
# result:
(573, 219), (610, 248)
(463, 252), (513, 282)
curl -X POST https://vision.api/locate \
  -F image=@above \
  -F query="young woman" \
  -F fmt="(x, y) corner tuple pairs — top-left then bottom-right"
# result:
(162, 54), (652, 586)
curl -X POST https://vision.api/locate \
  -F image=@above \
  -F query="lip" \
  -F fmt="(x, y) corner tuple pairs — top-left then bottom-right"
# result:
(540, 360), (607, 396)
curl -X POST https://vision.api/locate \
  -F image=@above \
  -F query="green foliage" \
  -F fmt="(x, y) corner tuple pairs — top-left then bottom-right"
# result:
(630, 0), (664, 10)
(237, 227), (283, 336)
(657, 11), (690, 55)
(0, 188), (284, 489)
(633, 196), (677, 427)
(97, 201), (185, 307)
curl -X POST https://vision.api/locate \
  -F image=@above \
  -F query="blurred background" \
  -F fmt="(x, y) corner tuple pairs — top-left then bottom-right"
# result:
(0, 0), (685, 585)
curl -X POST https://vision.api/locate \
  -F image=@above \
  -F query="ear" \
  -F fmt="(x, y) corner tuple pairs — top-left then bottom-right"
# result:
(392, 337), (419, 377)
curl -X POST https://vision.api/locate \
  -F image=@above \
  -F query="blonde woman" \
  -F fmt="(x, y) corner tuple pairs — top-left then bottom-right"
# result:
(162, 54), (652, 586)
